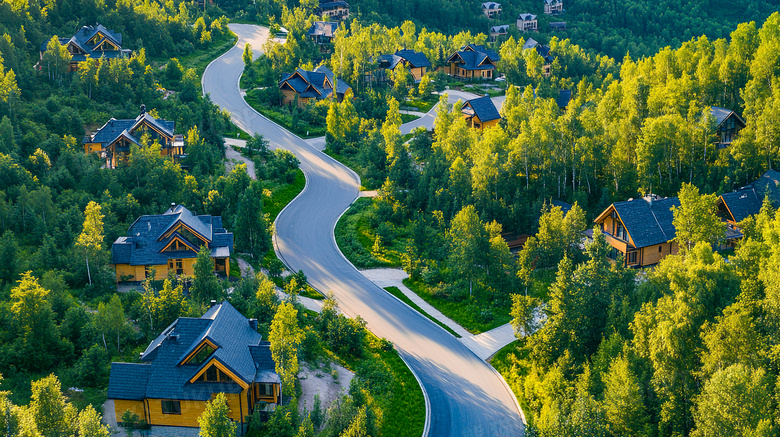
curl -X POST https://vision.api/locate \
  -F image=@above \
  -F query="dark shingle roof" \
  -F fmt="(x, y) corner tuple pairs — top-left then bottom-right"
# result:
(86, 111), (176, 150)
(41, 24), (131, 62)
(279, 66), (351, 99)
(463, 96), (501, 123)
(720, 169), (780, 222)
(107, 363), (151, 400)
(109, 301), (277, 402)
(482, 1), (501, 9)
(612, 196), (680, 248)
(490, 25), (510, 34)
(518, 13), (537, 20)
(111, 204), (233, 266)
(395, 49), (432, 68)
(711, 106), (746, 128)
(319, 0), (349, 10)
(551, 200), (572, 215)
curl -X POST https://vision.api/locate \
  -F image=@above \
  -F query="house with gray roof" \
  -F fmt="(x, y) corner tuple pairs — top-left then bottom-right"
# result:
(108, 301), (279, 429)
(489, 25), (510, 42)
(482, 1), (502, 18)
(308, 21), (339, 44)
(111, 204), (233, 283)
(718, 169), (780, 224)
(318, 0), (350, 20)
(462, 96), (501, 130)
(523, 38), (555, 77)
(40, 23), (131, 71)
(517, 13), (538, 32)
(279, 65), (351, 107)
(83, 105), (184, 169)
(594, 194), (681, 267)
(544, 0), (563, 15)
(446, 44), (501, 80)
(376, 49), (432, 82)
(710, 106), (746, 148)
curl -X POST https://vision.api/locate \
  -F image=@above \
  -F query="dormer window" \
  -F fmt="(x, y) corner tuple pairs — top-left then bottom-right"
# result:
(189, 344), (215, 365)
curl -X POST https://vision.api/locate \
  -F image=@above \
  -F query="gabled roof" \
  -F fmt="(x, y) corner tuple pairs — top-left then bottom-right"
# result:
(86, 110), (177, 150)
(394, 49), (432, 68)
(482, 1), (501, 8)
(490, 25), (510, 34)
(111, 204), (233, 266)
(319, 0), (349, 10)
(518, 13), (537, 21)
(109, 301), (277, 401)
(308, 21), (338, 38)
(523, 38), (539, 49)
(463, 96), (501, 123)
(41, 23), (130, 63)
(544, 0), (562, 5)
(719, 169), (780, 222)
(447, 45), (500, 71)
(279, 66), (351, 99)
(599, 196), (680, 248)
(551, 200), (572, 215)
(710, 106), (746, 128)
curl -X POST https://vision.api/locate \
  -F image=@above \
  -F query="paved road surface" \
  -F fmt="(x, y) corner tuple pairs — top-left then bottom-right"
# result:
(203, 24), (525, 436)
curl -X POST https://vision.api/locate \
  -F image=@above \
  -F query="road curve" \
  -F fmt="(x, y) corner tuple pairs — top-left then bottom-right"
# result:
(203, 24), (525, 436)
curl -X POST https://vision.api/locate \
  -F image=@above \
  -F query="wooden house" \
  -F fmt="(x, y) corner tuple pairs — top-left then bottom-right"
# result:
(516, 13), (538, 32)
(593, 194), (680, 267)
(544, 0), (563, 15)
(278, 65), (351, 107)
(317, 0), (350, 20)
(308, 21), (339, 44)
(446, 44), (500, 80)
(40, 24), (131, 71)
(462, 96), (501, 130)
(83, 105), (184, 169)
(108, 301), (280, 430)
(489, 25), (510, 43)
(711, 106), (746, 149)
(111, 204), (233, 283)
(482, 2), (502, 19)
(376, 49), (432, 82)
(523, 38), (554, 77)
(718, 169), (780, 225)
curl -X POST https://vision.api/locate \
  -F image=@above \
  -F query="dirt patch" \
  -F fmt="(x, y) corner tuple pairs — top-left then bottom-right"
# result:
(298, 361), (354, 416)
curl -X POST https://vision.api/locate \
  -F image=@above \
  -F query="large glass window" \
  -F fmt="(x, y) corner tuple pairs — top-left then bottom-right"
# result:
(188, 344), (215, 365)
(161, 400), (181, 415)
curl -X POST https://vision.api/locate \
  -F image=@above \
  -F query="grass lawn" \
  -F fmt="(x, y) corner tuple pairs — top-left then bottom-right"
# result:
(244, 90), (326, 138)
(151, 31), (238, 77)
(384, 286), (461, 338)
(405, 98), (436, 113)
(334, 198), (406, 269)
(264, 169), (305, 221)
(400, 113), (420, 123)
(402, 278), (511, 334)
(489, 340), (534, 426)
(225, 121), (252, 140)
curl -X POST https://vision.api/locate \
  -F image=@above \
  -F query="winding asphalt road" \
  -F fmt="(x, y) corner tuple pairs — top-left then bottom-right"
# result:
(203, 24), (525, 436)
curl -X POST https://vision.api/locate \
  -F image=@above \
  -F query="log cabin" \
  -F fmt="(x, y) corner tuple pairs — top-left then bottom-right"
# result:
(108, 301), (280, 431)
(446, 44), (500, 80)
(40, 23), (131, 71)
(523, 38), (555, 77)
(278, 65), (352, 107)
(593, 194), (680, 267)
(377, 49), (432, 82)
(83, 105), (184, 169)
(111, 204), (233, 283)
(711, 106), (746, 149)
(462, 96), (501, 130)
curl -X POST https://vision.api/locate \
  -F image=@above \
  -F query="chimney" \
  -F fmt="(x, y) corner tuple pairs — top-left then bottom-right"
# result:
(210, 300), (217, 307)
(140, 104), (146, 115)
(170, 202), (176, 211)
(249, 318), (258, 331)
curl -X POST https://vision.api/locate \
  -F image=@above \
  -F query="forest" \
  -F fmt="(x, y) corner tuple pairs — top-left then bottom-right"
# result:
(243, 0), (780, 435)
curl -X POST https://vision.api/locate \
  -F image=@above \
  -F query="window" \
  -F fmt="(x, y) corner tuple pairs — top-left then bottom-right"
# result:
(258, 384), (274, 397)
(628, 251), (637, 264)
(188, 344), (215, 365)
(206, 366), (218, 381)
(161, 400), (181, 415)
(616, 223), (626, 240)
(658, 246), (662, 253)
(144, 266), (152, 279)
(175, 259), (183, 275)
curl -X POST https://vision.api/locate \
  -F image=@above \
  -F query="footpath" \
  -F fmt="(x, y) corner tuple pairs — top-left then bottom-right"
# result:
(359, 269), (517, 361)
